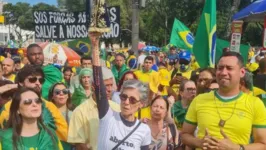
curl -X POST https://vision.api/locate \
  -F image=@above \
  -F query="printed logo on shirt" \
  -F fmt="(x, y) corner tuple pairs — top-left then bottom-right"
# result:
(110, 136), (135, 149)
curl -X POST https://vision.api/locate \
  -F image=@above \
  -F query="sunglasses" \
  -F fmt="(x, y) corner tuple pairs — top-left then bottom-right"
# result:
(54, 89), (69, 95)
(28, 77), (45, 84)
(119, 94), (140, 104)
(23, 98), (42, 105)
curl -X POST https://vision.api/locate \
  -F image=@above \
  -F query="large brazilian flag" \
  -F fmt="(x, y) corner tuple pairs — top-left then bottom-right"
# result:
(193, 0), (216, 68)
(170, 19), (194, 51)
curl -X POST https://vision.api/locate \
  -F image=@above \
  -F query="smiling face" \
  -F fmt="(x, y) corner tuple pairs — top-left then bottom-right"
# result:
(216, 56), (245, 92)
(19, 91), (42, 119)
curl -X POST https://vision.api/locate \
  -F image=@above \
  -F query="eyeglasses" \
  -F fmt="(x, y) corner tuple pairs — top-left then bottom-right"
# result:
(185, 88), (196, 92)
(119, 93), (140, 104)
(28, 77), (45, 84)
(54, 89), (69, 95)
(23, 98), (42, 105)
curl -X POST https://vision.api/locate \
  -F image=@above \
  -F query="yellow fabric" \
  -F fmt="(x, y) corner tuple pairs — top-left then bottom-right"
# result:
(134, 106), (151, 120)
(67, 98), (120, 150)
(0, 99), (68, 142)
(0, 56), (4, 62)
(106, 61), (111, 69)
(134, 70), (159, 94)
(253, 87), (266, 96)
(191, 61), (200, 71)
(72, 67), (77, 73)
(246, 63), (259, 72)
(5, 74), (16, 82)
(185, 91), (266, 147)
(248, 51), (255, 60)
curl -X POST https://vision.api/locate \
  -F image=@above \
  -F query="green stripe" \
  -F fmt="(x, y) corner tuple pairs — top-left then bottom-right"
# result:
(184, 119), (197, 125)
(252, 125), (266, 128)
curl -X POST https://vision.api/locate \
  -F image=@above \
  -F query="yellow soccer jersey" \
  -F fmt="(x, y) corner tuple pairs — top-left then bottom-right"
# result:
(185, 91), (266, 146)
(134, 70), (159, 84)
(134, 106), (151, 120)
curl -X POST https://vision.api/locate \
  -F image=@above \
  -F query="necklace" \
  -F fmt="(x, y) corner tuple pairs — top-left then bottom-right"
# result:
(214, 92), (238, 127)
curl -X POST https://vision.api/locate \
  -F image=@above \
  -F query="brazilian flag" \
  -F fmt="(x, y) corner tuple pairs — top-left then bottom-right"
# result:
(170, 19), (194, 51)
(193, 0), (216, 68)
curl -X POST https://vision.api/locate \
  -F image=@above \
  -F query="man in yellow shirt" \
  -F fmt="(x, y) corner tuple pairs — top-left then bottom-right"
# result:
(134, 56), (159, 84)
(182, 51), (266, 150)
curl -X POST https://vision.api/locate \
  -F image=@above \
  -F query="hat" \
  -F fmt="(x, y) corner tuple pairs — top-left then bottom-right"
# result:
(79, 68), (93, 79)
(179, 51), (191, 62)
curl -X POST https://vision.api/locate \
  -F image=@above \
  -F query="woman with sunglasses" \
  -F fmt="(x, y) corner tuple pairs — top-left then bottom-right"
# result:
(0, 88), (63, 150)
(48, 82), (74, 124)
(148, 96), (180, 150)
(90, 32), (151, 150)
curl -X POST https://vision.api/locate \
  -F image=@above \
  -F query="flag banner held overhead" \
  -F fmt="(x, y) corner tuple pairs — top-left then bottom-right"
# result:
(170, 18), (194, 51)
(102, 6), (120, 39)
(193, 0), (216, 68)
(34, 11), (88, 40)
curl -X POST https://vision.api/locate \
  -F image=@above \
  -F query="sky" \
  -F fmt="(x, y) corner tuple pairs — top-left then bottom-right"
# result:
(6, 0), (57, 6)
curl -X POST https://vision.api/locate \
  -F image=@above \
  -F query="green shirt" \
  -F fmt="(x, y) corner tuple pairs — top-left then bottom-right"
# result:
(21, 132), (40, 149)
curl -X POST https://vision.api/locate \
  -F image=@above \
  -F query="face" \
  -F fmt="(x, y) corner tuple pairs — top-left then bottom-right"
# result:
(52, 84), (69, 107)
(197, 71), (213, 87)
(64, 71), (72, 81)
(170, 49), (176, 55)
(81, 59), (92, 68)
(104, 78), (114, 100)
(21, 75), (44, 93)
(22, 57), (29, 65)
(143, 59), (153, 71)
(2, 59), (14, 76)
(115, 56), (124, 68)
(27, 47), (44, 65)
(151, 98), (167, 120)
(120, 88), (142, 117)
(216, 56), (245, 91)
(19, 91), (42, 119)
(14, 63), (21, 71)
(180, 81), (196, 102)
(81, 75), (91, 88)
(124, 74), (134, 81)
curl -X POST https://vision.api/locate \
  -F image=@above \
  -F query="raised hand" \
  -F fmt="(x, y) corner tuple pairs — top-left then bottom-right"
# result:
(216, 128), (240, 150)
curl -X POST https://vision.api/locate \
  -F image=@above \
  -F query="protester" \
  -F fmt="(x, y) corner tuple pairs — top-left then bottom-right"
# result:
(2, 58), (15, 82)
(0, 65), (68, 143)
(111, 53), (129, 84)
(69, 56), (92, 94)
(147, 96), (180, 150)
(48, 82), (74, 123)
(127, 49), (137, 70)
(182, 51), (266, 150)
(62, 67), (73, 87)
(137, 50), (146, 69)
(172, 80), (196, 130)
(72, 68), (93, 107)
(90, 32), (151, 149)
(196, 67), (216, 94)
(0, 88), (63, 150)
(26, 44), (62, 100)
(67, 67), (120, 150)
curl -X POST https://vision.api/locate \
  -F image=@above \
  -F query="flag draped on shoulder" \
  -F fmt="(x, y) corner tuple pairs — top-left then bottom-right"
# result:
(193, 0), (216, 68)
(170, 19), (194, 51)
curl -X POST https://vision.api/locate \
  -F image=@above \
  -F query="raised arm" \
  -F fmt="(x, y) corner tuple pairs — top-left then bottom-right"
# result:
(90, 32), (109, 119)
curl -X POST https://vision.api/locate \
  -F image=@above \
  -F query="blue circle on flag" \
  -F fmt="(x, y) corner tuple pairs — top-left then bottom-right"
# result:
(186, 33), (194, 45)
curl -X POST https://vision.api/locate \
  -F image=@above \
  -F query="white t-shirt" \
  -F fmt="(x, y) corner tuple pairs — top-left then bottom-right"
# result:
(137, 54), (146, 67)
(98, 108), (151, 150)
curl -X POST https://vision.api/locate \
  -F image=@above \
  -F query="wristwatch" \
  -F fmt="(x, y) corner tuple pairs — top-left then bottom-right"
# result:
(239, 145), (245, 150)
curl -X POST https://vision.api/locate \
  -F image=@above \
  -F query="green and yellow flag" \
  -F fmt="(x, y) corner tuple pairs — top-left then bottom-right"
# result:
(193, 0), (216, 68)
(170, 19), (194, 51)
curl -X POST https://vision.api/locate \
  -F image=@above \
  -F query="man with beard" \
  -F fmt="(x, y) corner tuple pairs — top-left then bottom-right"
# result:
(1, 58), (15, 82)
(26, 44), (62, 100)
(0, 65), (68, 144)
(182, 52), (266, 150)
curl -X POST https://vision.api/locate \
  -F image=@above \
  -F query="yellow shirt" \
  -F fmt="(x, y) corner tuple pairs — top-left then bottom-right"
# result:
(5, 74), (16, 82)
(134, 106), (151, 120)
(185, 91), (266, 147)
(67, 98), (120, 150)
(246, 62), (259, 72)
(134, 70), (159, 83)
(253, 86), (266, 96)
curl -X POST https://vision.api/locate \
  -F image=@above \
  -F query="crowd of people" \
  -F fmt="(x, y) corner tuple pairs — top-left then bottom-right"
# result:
(0, 33), (266, 150)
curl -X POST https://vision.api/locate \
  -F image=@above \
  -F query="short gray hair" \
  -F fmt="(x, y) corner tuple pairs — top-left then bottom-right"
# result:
(120, 79), (148, 102)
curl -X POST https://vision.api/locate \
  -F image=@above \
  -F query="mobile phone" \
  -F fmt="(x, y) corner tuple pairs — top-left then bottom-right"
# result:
(176, 73), (182, 77)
